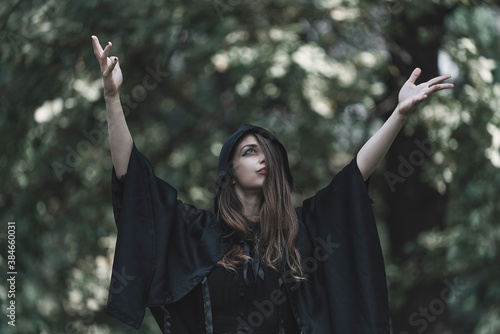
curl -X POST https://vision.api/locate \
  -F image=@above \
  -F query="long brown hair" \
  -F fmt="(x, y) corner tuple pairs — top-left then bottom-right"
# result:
(215, 131), (304, 281)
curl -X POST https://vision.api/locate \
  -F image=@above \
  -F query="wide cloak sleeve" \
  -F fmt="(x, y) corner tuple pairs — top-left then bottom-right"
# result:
(106, 143), (233, 329)
(288, 156), (390, 334)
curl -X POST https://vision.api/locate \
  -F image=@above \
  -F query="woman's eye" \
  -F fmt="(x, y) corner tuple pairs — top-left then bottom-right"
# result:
(244, 148), (256, 155)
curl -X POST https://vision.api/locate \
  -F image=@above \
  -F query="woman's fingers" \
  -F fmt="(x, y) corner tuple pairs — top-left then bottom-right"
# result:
(102, 41), (112, 60)
(427, 74), (452, 87)
(103, 57), (119, 77)
(430, 83), (454, 94)
(418, 83), (453, 102)
(100, 42), (113, 69)
(91, 35), (118, 74)
(91, 35), (111, 61)
(412, 73), (454, 97)
(407, 67), (453, 89)
(424, 77), (454, 92)
(407, 67), (422, 84)
(91, 35), (104, 58)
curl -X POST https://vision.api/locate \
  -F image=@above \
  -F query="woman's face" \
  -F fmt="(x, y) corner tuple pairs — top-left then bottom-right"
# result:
(231, 133), (267, 194)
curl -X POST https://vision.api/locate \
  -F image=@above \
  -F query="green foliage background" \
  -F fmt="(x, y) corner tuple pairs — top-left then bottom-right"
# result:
(1, 0), (499, 333)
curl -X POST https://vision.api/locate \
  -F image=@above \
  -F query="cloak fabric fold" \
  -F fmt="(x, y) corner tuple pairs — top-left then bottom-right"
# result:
(107, 143), (233, 328)
(288, 158), (390, 333)
(106, 140), (389, 333)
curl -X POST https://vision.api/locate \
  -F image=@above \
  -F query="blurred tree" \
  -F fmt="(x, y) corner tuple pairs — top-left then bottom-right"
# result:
(368, 1), (458, 333)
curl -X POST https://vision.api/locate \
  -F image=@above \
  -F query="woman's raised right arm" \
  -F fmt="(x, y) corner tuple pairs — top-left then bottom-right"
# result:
(91, 35), (133, 179)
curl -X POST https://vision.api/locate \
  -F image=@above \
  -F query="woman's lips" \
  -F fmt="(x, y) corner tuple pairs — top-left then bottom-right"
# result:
(257, 168), (266, 174)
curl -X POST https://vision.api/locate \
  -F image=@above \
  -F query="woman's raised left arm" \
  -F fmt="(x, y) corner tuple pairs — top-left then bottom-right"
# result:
(356, 68), (454, 181)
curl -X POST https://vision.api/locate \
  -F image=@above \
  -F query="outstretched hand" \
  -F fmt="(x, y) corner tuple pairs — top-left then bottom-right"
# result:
(91, 35), (123, 98)
(397, 68), (454, 116)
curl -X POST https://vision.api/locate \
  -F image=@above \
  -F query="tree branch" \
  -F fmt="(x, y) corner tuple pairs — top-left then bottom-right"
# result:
(0, 0), (25, 34)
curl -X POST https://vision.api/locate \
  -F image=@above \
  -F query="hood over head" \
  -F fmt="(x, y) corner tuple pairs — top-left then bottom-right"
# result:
(214, 124), (293, 205)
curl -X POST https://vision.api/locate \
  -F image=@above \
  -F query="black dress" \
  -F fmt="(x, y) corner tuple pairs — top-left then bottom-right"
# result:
(107, 124), (390, 333)
(207, 264), (301, 333)
(150, 239), (302, 334)
(206, 238), (301, 334)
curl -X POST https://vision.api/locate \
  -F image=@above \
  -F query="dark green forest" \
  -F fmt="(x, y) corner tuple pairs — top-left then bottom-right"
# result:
(1, 0), (499, 333)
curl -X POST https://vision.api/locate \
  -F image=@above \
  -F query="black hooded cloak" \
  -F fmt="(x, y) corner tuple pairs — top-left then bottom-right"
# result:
(106, 124), (390, 333)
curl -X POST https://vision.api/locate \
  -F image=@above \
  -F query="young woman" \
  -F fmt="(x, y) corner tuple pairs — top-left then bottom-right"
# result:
(91, 35), (453, 333)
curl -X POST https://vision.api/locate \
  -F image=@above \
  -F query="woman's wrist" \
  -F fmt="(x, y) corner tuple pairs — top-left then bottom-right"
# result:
(104, 91), (120, 101)
(394, 105), (410, 123)
(104, 93), (123, 116)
